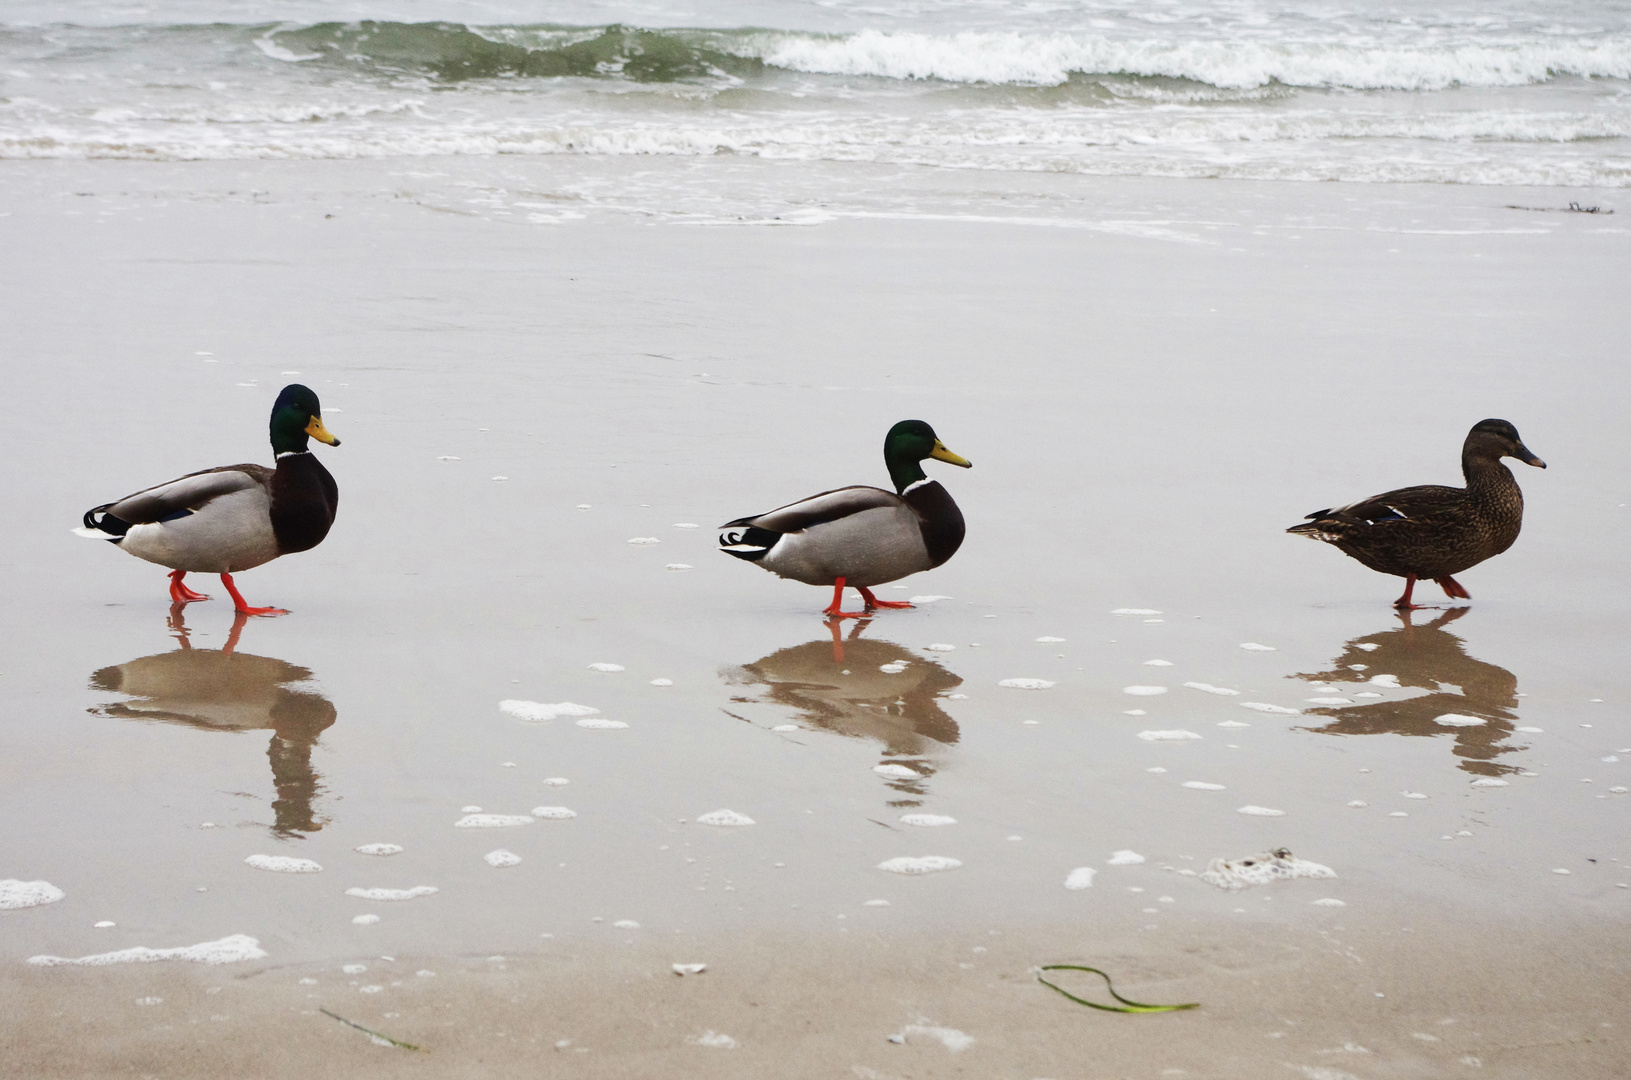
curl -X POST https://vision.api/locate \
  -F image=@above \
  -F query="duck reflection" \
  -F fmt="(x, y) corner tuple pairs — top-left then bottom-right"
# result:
(1293, 607), (1522, 776)
(724, 618), (962, 802)
(88, 609), (336, 836)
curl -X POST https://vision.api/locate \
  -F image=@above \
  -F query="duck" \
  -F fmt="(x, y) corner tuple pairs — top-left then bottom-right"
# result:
(1287, 419), (1544, 609)
(719, 420), (971, 617)
(77, 384), (340, 616)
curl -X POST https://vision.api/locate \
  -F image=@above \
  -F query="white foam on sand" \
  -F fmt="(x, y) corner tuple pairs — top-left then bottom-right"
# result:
(1200, 850), (1334, 891)
(897, 1024), (975, 1052)
(673, 523), (700, 529)
(999, 678), (1055, 689)
(244, 854), (322, 874)
(672, 963), (707, 975)
(1125, 709), (1147, 716)
(1217, 720), (1251, 728)
(923, 643), (956, 651)
(344, 886), (438, 901)
(1240, 643), (1277, 651)
(1348, 800), (1368, 807)
(1312, 898), (1347, 907)
(1369, 673), (1401, 687)
(531, 806), (578, 819)
(873, 764), (923, 779)
(1435, 714), (1487, 727)
(697, 809), (755, 827)
(499, 700), (600, 722)
(1184, 682), (1241, 695)
(864, 899), (890, 907)
(577, 718), (629, 729)
(1143, 659), (1173, 666)
(1112, 609), (1162, 615)
(1516, 726), (1544, 733)
(909, 595), (952, 604)
(666, 564), (693, 571)
(1354, 643), (1380, 652)
(691, 1030), (738, 1048)
(1182, 781), (1226, 790)
(612, 920), (640, 929)
(588, 663), (626, 672)
(1036, 636), (1066, 643)
(455, 814), (534, 828)
(1146, 767), (1167, 773)
(1236, 805), (1286, 816)
(29, 934), (267, 966)
(772, 724), (799, 732)
(1241, 702), (1301, 714)
(880, 662), (908, 674)
(1108, 850), (1146, 865)
(627, 537), (660, 545)
(878, 856), (962, 875)
(1306, 697), (1354, 705)
(1124, 685), (1167, 696)
(1471, 778), (1510, 787)
(352, 914), (380, 925)
(543, 777), (570, 786)
(899, 813), (956, 827)
(1138, 730), (1202, 741)
(484, 850), (521, 868)
(1064, 867), (1097, 890)
(0, 880), (65, 909)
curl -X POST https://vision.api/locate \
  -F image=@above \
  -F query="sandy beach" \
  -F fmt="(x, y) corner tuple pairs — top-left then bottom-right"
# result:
(1, 155), (1628, 1076)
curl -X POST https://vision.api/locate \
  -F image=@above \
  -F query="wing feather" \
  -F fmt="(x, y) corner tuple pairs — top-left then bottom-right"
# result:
(93, 465), (271, 525)
(722, 486), (903, 534)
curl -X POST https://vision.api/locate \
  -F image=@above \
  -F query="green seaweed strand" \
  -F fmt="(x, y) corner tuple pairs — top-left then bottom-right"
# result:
(319, 1007), (425, 1051)
(1036, 965), (1199, 1014)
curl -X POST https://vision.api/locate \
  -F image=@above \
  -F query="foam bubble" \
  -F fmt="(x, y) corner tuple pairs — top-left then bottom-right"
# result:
(587, 663), (626, 672)
(1217, 720), (1251, 728)
(244, 854), (322, 874)
(873, 764), (923, 779)
(542, 777), (570, 786)
(650, 678), (674, 686)
(1390, 811), (1409, 817)
(1125, 709), (1147, 716)
(864, 899), (890, 907)
(462, 806), (483, 813)
(1369, 674), (1401, 687)
(895, 1024), (974, 1052)
(1146, 767), (1168, 773)
(1182, 781), (1226, 790)
(0, 880), (65, 909)
(1138, 730), (1202, 741)
(530, 806), (578, 820)
(1553, 868), (1572, 875)
(999, 678), (1055, 689)
(613, 919), (640, 929)
(344, 886), (437, 901)
(352, 914), (380, 925)
(899, 813), (956, 827)
(1200, 849), (1333, 891)
(771, 724), (799, 732)
(627, 537), (660, 545)
(1236, 805), (1285, 816)
(1124, 685), (1167, 696)
(455, 814), (533, 828)
(577, 718), (629, 729)
(1036, 636), (1066, 643)
(1471, 778), (1509, 787)
(908, 595), (951, 604)
(1239, 643), (1277, 651)
(1183, 682), (1240, 696)
(1064, 867), (1097, 890)
(1311, 898), (1346, 907)
(491, 475), (508, 482)
(673, 523), (699, 529)
(484, 850), (521, 868)
(342, 964), (367, 974)
(1516, 726), (1546, 733)
(1111, 609), (1162, 615)
(1143, 659), (1173, 666)
(1435, 714), (1487, 727)
(665, 564), (693, 571)
(923, 643), (956, 651)
(500, 700), (600, 722)
(672, 962), (707, 975)
(1402, 791), (1429, 799)
(878, 856), (962, 875)
(696, 809), (755, 827)
(28, 934), (267, 966)
(1306, 697), (1354, 705)
(879, 662), (908, 674)
(1348, 800), (1368, 807)
(1107, 850), (1145, 865)
(94, 921), (115, 928)
(1240, 702), (1301, 714)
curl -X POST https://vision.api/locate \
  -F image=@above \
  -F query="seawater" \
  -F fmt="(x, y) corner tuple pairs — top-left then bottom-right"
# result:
(2, 0), (1627, 207)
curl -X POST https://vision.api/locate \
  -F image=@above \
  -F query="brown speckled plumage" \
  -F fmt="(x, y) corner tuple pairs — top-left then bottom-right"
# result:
(1288, 419), (1546, 606)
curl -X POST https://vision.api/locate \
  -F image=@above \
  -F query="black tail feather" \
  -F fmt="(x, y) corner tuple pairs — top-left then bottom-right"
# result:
(82, 504), (132, 536)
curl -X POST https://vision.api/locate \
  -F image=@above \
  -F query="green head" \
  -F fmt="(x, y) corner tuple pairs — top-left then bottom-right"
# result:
(269, 384), (341, 457)
(883, 419), (972, 494)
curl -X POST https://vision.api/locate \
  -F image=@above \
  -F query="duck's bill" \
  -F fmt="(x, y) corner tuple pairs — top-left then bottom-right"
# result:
(1514, 443), (1545, 468)
(305, 416), (341, 446)
(930, 442), (972, 468)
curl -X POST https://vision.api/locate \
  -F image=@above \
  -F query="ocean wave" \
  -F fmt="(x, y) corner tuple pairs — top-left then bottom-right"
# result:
(247, 21), (1631, 90)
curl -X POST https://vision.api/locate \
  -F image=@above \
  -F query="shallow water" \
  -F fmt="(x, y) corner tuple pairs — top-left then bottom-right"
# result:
(0, 163), (1627, 1072)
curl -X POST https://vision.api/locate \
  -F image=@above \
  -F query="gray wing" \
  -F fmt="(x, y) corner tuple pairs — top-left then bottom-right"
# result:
(723, 486), (904, 534)
(93, 465), (271, 525)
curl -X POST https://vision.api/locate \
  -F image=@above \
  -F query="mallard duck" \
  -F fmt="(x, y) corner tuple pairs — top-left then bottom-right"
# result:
(719, 420), (971, 617)
(77, 384), (340, 616)
(1287, 419), (1544, 609)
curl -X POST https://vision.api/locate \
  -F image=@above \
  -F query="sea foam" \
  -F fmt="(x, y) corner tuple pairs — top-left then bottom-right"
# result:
(0, 880), (65, 909)
(29, 934), (266, 966)
(499, 700), (599, 722)
(244, 855), (322, 873)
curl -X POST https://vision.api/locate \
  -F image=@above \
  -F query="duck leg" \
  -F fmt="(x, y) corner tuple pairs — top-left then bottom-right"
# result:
(822, 577), (867, 619)
(1392, 575), (1425, 610)
(1434, 575), (1472, 600)
(167, 569), (210, 604)
(219, 572), (289, 617)
(857, 586), (914, 611)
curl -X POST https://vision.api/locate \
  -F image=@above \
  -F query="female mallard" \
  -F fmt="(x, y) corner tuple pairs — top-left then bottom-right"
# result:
(77, 384), (340, 616)
(720, 420), (971, 617)
(1287, 419), (1545, 609)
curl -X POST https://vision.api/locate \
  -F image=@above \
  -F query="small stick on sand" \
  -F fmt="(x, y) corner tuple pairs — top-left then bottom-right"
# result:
(318, 1007), (424, 1051)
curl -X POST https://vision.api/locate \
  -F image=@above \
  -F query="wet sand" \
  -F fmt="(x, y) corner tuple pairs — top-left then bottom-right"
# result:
(1, 158), (1628, 1076)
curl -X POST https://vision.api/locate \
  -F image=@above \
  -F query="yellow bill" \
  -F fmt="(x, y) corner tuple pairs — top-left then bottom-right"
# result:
(305, 415), (341, 446)
(930, 440), (971, 468)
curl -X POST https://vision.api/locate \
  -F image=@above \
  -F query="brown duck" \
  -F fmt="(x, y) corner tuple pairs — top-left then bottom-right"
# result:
(1288, 419), (1545, 609)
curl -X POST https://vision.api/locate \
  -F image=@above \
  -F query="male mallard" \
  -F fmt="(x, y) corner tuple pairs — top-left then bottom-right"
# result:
(1287, 419), (1544, 609)
(719, 420), (971, 617)
(77, 384), (340, 616)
